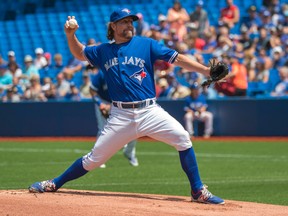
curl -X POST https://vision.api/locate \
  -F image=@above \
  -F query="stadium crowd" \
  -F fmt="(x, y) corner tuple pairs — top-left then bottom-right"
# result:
(0, 0), (287, 103)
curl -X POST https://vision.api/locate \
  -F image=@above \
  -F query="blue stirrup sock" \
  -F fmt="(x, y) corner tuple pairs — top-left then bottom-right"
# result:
(179, 147), (203, 193)
(53, 157), (88, 189)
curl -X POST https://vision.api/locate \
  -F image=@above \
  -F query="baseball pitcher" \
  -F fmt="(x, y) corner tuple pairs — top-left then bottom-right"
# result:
(29, 8), (228, 205)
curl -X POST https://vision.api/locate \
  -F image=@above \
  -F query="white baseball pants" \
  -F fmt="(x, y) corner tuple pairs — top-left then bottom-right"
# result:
(82, 104), (192, 170)
(184, 111), (213, 136)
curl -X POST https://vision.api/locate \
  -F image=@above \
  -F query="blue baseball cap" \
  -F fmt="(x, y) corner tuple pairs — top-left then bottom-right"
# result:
(110, 8), (139, 22)
(190, 82), (200, 89)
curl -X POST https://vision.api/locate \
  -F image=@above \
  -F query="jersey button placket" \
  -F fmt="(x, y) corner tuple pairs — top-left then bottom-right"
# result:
(118, 50), (128, 90)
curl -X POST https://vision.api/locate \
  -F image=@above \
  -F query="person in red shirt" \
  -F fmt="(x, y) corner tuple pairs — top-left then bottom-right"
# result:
(215, 54), (248, 96)
(219, 0), (240, 29)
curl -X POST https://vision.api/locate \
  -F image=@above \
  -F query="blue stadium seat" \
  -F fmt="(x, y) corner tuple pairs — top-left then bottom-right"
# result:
(247, 81), (271, 97)
(268, 69), (281, 92)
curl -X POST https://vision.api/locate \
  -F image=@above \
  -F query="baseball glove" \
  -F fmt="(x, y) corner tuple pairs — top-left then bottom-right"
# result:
(201, 58), (229, 87)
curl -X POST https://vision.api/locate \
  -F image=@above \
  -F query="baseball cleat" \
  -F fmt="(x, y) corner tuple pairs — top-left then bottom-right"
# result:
(129, 157), (139, 167)
(191, 185), (225, 205)
(28, 180), (57, 193)
(123, 152), (139, 167)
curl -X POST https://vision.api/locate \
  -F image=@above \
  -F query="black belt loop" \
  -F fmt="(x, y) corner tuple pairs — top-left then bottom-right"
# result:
(112, 99), (155, 109)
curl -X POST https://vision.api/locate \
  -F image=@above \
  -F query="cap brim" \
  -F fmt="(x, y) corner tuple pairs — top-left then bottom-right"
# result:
(113, 15), (139, 22)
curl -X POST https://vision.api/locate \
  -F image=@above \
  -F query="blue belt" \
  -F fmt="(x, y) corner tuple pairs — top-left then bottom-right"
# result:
(112, 99), (155, 109)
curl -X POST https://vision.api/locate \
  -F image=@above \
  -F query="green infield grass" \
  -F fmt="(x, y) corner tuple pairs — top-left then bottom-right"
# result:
(0, 139), (287, 206)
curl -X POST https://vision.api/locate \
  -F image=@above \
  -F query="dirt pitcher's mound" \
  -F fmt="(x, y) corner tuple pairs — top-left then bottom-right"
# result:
(1, 189), (287, 216)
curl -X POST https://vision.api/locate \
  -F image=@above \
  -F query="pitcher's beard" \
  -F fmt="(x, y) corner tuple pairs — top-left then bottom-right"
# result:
(122, 30), (133, 39)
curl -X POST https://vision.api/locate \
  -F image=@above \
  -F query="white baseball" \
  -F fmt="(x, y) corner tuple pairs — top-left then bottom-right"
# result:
(68, 18), (78, 29)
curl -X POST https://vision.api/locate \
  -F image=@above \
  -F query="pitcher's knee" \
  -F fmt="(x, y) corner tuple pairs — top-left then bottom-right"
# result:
(82, 153), (107, 171)
(173, 130), (192, 151)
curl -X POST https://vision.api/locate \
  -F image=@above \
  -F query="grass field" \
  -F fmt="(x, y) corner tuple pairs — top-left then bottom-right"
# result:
(0, 139), (287, 206)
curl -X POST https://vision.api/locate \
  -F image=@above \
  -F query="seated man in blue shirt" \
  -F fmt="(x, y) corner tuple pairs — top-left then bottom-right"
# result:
(184, 82), (213, 138)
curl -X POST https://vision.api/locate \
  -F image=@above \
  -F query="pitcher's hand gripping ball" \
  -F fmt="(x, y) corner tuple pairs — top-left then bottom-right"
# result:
(68, 18), (78, 29)
(201, 58), (229, 87)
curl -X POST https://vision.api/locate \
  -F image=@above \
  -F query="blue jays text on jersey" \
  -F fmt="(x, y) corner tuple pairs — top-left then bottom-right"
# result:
(104, 56), (145, 71)
(84, 36), (178, 102)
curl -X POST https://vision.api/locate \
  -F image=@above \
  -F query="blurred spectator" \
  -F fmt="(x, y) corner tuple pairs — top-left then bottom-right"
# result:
(8, 61), (22, 78)
(87, 38), (96, 45)
(23, 75), (47, 102)
(2, 85), (21, 103)
(167, 0), (190, 42)
(157, 14), (170, 41)
(215, 55), (248, 96)
(185, 28), (206, 51)
(201, 27), (217, 54)
(61, 56), (85, 78)
(34, 48), (48, 70)
(41, 77), (52, 92)
(0, 65), (13, 89)
(7, 51), (16, 64)
(213, 35), (233, 58)
(271, 46), (286, 69)
(165, 73), (186, 99)
(44, 52), (52, 67)
(243, 51), (258, 81)
(147, 24), (163, 41)
(285, 41), (288, 66)
(80, 72), (92, 99)
(258, 48), (273, 70)
(239, 25), (255, 50)
(39, 52), (52, 79)
(135, 13), (150, 36)
(193, 53), (207, 85)
(170, 80), (190, 99)
(11, 76), (24, 95)
(280, 4), (288, 26)
(49, 53), (65, 80)
(217, 24), (230, 38)
(251, 58), (270, 83)
(154, 58), (174, 78)
(263, 0), (281, 15)
(183, 82), (213, 138)
(280, 24), (288, 47)
(188, 0), (209, 38)
(157, 77), (175, 98)
(171, 85), (190, 99)
(20, 55), (40, 89)
(65, 82), (81, 101)
(86, 38), (101, 46)
(218, 0), (240, 29)
(44, 83), (57, 100)
(241, 5), (262, 30)
(268, 27), (281, 49)
(55, 72), (70, 100)
(270, 66), (288, 97)
(233, 42), (245, 61)
(259, 10), (275, 31)
(7, 51), (21, 68)
(256, 27), (270, 51)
